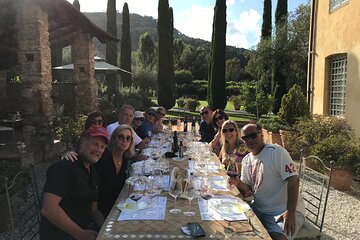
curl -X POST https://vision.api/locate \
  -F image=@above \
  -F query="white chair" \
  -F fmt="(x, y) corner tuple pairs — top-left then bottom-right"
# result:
(295, 150), (333, 239)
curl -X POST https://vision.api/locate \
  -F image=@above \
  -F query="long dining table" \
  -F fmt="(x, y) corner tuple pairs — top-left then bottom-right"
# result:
(97, 130), (271, 240)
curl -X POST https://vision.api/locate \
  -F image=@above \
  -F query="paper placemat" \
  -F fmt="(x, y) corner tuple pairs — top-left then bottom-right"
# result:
(118, 196), (167, 221)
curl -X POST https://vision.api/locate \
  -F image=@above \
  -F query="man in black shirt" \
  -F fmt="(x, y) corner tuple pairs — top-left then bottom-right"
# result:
(199, 106), (215, 143)
(40, 125), (109, 240)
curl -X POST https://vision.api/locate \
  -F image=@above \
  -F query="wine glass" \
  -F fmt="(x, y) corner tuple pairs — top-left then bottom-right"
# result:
(183, 177), (198, 216)
(226, 157), (241, 178)
(169, 175), (182, 214)
(129, 179), (144, 216)
(200, 181), (213, 218)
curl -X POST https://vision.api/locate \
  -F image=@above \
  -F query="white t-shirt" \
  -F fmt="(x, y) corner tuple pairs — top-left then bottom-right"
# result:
(106, 122), (142, 145)
(241, 144), (305, 216)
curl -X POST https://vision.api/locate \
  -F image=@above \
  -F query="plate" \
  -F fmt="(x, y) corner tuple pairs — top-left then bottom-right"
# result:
(214, 202), (247, 215)
(125, 176), (149, 185)
(117, 198), (152, 212)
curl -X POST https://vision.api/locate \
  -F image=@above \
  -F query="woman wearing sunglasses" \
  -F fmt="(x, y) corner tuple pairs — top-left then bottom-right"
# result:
(62, 118), (135, 217)
(219, 120), (248, 169)
(96, 124), (135, 217)
(209, 109), (229, 156)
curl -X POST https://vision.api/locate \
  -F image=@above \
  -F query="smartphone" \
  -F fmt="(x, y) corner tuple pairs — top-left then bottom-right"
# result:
(187, 222), (206, 238)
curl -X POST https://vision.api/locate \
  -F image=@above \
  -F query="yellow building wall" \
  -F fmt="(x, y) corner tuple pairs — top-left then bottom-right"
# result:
(312, 0), (360, 135)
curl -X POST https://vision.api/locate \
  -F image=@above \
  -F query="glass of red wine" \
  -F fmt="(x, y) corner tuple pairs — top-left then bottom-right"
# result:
(200, 182), (213, 218)
(226, 157), (241, 178)
(129, 179), (144, 217)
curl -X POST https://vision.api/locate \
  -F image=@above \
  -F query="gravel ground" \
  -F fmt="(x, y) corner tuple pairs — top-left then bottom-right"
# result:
(1, 160), (359, 240)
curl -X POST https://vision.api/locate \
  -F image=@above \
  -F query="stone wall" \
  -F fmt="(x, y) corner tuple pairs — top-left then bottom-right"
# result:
(16, 0), (54, 161)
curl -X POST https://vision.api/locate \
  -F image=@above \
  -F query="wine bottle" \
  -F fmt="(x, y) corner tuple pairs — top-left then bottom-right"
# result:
(183, 117), (188, 132)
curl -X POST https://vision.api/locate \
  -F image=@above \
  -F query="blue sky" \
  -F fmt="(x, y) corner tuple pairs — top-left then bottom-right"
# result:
(68, 0), (310, 49)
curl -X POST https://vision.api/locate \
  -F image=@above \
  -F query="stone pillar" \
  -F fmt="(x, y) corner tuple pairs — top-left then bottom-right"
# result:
(16, 0), (54, 161)
(72, 33), (98, 114)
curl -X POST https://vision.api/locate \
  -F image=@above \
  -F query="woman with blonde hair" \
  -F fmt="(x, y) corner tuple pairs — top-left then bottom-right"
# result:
(209, 109), (229, 156)
(219, 120), (248, 169)
(96, 124), (136, 217)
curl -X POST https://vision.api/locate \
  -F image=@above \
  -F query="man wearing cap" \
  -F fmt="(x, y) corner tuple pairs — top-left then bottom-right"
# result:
(132, 111), (146, 139)
(153, 107), (166, 133)
(40, 125), (108, 240)
(140, 108), (156, 138)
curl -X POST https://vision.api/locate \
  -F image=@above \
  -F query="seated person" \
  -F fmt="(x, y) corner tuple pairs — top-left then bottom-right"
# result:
(199, 106), (215, 143)
(107, 104), (149, 150)
(153, 107), (166, 133)
(219, 120), (247, 167)
(140, 108), (156, 138)
(209, 109), (229, 156)
(132, 111), (146, 139)
(40, 125), (108, 240)
(228, 123), (305, 240)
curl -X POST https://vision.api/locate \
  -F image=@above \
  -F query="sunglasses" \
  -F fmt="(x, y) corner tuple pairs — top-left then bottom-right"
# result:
(90, 119), (104, 125)
(200, 111), (209, 115)
(214, 115), (224, 122)
(157, 112), (166, 116)
(117, 134), (133, 142)
(241, 132), (260, 141)
(222, 127), (235, 133)
(147, 112), (156, 117)
(134, 117), (144, 121)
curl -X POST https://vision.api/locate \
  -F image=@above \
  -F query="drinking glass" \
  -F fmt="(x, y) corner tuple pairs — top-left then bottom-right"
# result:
(169, 176), (182, 214)
(129, 179), (144, 216)
(226, 157), (241, 178)
(183, 177), (198, 216)
(200, 182), (213, 218)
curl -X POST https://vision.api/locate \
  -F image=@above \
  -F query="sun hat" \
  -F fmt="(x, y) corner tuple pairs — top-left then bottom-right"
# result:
(83, 125), (109, 144)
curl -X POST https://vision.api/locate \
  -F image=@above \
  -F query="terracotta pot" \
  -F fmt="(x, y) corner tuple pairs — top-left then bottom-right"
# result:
(279, 129), (290, 150)
(329, 168), (353, 191)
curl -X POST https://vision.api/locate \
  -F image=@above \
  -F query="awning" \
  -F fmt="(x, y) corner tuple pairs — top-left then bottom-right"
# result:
(52, 56), (132, 75)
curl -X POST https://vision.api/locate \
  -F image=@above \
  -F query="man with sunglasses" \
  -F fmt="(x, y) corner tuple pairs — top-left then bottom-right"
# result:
(229, 123), (305, 240)
(199, 106), (215, 143)
(140, 108), (156, 138)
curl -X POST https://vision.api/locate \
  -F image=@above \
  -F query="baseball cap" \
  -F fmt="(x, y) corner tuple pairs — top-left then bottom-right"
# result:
(146, 108), (156, 115)
(83, 125), (109, 144)
(134, 111), (144, 119)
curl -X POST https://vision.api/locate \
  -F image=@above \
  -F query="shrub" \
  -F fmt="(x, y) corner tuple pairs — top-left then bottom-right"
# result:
(258, 115), (289, 133)
(286, 115), (360, 176)
(278, 84), (310, 126)
(184, 98), (200, 112)
(54, 114), (87, 148)
(116, 86), (153, 110)
(229, 95), (241, 110)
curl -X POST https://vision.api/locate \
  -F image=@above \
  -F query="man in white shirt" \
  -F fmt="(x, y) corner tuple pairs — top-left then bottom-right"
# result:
(107, 104), (149, 150)
(229, 123), (305, 240)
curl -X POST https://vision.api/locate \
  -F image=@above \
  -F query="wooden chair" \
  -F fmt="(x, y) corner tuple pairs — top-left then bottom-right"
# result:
(295, 150), (333, 239)
(3, 167), (40, 240)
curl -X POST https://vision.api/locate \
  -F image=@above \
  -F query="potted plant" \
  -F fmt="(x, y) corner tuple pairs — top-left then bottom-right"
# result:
(258, 115), (289, 146)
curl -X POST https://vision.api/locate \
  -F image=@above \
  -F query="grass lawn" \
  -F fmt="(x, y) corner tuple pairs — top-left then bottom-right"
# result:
(152, 99), (256, 123)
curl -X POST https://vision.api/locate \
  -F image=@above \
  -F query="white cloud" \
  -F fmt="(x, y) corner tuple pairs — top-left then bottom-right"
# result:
(68, 0), (260, 49)
(227, 9), (261, 48)
(175, 5), (214, 42)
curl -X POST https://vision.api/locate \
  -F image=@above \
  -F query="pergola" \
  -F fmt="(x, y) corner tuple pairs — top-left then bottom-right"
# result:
(0, 0), (118, 161)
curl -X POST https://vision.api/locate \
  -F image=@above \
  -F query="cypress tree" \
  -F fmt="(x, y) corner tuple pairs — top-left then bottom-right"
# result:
(120, 3), (132, 87)
(105, 0), (118, 97)
(273, 0), (288, 113)
(73, 0), (80, 11)
(157, 0), (175, 110)
(207, 0), (227, 110)
(260, 0), (272, 94)
(261, 0), (272, 41)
